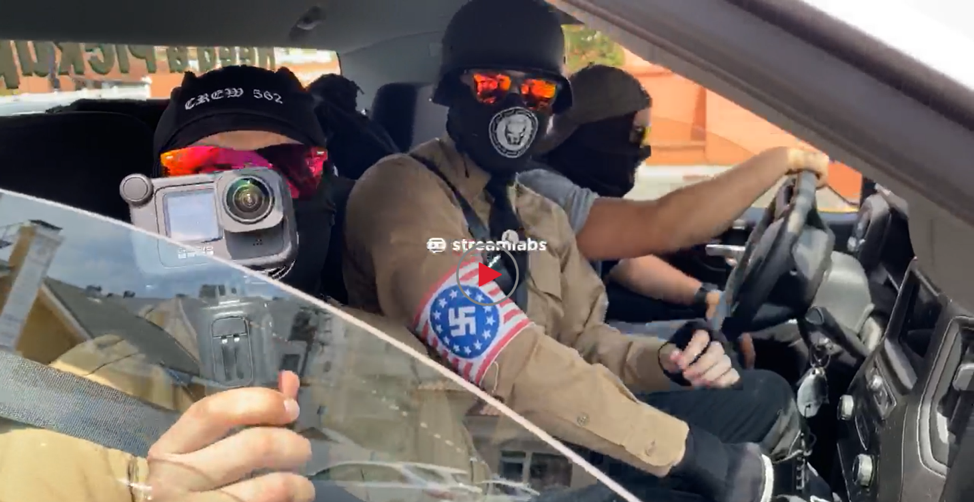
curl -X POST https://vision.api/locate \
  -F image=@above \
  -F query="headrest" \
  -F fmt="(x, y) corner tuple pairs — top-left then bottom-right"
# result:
(49, 99), (170, 131)
(0, 112), (154, 221)
(370, 83), (447, 152)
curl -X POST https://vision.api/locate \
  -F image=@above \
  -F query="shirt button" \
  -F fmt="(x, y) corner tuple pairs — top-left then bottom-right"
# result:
(576, 414), (589, 426)
(644, 441), (656, 456)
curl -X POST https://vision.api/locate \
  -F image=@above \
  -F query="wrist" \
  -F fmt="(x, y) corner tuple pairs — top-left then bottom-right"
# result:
(692, 283), (718, 309)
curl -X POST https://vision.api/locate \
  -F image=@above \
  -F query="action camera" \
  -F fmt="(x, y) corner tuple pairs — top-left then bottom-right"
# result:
(121, 168), (297, 273)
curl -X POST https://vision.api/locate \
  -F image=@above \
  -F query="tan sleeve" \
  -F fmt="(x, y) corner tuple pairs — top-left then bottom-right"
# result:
(549, 208), (681, 394)
(345, 158), (688, 476)
(0, 426), (146, 502)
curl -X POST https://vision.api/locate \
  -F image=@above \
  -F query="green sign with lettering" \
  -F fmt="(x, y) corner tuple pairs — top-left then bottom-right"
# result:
(0, 41), (276, 89)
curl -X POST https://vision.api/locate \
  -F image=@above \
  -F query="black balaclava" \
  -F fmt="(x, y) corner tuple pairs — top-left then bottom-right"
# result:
(446, 90), (551, 178)
(546, 113), (652, 197)
(432, 0), (572, 179)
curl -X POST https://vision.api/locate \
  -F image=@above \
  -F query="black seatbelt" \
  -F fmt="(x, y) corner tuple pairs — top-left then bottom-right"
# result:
(0, 349), (179, 457)
(409, 154), (529, 310)
(483, 177), (530, 311)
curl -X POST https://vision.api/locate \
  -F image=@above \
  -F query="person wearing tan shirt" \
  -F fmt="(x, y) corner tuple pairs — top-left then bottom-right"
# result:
(342, 1), (821, 501)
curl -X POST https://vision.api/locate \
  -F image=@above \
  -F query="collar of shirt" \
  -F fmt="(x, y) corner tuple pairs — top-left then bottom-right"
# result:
(428, 137), (493, 202)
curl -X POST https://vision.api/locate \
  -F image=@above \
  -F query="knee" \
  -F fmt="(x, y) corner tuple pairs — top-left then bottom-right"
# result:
(739, 370), (801, 458)
(740, 369), (794, 408)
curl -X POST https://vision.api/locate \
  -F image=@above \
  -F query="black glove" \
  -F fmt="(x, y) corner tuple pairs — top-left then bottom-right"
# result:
(664, 319), (747, 386)
(669, 426), (774, 502)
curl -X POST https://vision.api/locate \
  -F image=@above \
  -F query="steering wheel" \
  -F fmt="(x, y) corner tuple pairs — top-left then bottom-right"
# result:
(711, 171), (820, 340)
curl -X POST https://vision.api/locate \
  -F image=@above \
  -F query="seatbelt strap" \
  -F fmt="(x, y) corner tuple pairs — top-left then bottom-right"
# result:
(408, 154), (529, 309)
(409, 154), (490, 242)
(0, 349), (179, 457)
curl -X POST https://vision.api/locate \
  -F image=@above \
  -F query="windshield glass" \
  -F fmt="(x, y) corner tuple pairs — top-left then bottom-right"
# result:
(0, 189), (634, 502)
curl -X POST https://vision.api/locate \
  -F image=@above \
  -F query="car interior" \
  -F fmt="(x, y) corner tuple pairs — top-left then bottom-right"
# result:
(1, 0), (973, 501)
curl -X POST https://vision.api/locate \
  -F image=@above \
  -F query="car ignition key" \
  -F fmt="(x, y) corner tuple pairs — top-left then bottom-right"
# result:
(796, 348), (830, 418)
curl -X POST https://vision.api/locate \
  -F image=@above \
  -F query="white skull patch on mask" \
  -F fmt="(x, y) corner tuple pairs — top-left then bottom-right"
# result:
(489, 107), (539, 159)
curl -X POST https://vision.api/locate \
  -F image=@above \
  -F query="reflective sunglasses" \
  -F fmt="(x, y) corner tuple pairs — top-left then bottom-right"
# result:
(160, 144), (328, 199)
(462, 70), (560, 111)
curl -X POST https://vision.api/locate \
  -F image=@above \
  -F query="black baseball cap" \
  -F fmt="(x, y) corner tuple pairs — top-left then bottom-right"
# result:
(154, 66), (327, 168)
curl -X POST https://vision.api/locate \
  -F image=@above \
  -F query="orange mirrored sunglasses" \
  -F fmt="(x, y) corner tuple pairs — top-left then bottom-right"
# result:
(465, 71), (560, 111)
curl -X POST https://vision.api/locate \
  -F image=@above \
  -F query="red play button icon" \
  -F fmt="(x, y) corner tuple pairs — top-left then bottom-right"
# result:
(477, 262), (501, 286)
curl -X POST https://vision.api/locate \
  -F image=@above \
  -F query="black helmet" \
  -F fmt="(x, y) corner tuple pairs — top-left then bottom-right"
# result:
(431, 0), (573, 113)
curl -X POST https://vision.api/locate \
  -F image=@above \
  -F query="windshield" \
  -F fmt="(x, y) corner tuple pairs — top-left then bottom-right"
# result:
(0, 189), (635, 502)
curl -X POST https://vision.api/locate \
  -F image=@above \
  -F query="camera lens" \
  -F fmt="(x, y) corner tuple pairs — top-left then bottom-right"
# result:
(225, 177), (273, 223)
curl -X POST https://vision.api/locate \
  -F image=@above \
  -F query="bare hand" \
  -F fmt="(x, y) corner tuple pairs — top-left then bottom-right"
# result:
(704, 291), (722, 320)
(662, 330), (740, 388)
(784, 148), (830, 188)
(141, 371), (314, 502)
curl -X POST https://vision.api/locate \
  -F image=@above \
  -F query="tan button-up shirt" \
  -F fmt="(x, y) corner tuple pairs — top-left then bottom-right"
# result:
(344, 137), (690, 476)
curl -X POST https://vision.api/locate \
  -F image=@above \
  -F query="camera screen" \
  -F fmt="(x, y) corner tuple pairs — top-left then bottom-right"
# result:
(164, 189), (221, 242)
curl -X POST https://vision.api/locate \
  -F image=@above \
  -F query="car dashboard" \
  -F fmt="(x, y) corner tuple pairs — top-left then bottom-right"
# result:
(834, 190), (973, 502)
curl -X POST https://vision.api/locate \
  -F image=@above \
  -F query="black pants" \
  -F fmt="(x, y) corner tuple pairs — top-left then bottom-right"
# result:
(576, 370), (801, 502)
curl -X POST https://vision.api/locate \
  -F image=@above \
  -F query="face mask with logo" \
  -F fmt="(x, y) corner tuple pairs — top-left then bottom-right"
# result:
(447, 92), (551, 176)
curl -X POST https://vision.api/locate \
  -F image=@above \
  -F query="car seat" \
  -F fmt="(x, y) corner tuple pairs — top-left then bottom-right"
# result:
(308, 74), (400, 180)
(318, 175), (355, 304)
(47, 99), (170, 131)
(369, 83), (446, 153)
(0, 112), (154, 222)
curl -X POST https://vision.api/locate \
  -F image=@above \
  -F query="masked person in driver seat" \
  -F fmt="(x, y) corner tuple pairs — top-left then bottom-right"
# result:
(521, 65), (829, 301)
(519, 64), (824, 367)
(343, 1), (815, 501)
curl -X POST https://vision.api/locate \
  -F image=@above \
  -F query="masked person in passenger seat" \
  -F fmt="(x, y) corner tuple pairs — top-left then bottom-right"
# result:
(343, 1), (814, 501)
